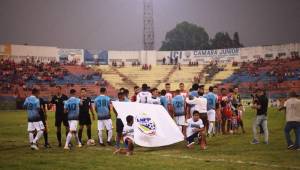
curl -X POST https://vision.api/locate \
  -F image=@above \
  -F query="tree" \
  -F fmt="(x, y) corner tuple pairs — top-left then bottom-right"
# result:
(210, 32), (243, 49)
(232, 32), (243, 48)
(160, 21), (210, 51)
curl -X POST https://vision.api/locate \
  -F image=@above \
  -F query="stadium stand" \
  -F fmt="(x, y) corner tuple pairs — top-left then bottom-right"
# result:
(216, 57), (300, 98)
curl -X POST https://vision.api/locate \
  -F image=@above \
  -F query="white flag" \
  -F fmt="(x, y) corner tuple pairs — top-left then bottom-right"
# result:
(112, 101), (184, 147)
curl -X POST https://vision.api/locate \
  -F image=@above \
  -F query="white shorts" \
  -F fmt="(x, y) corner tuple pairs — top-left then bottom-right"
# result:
(175, 115), (186, 126)
(207, 109), (216, 122)
(98, 119), (113, 131)
(69, 120), (78, 131)
(27, 121), (45, 132)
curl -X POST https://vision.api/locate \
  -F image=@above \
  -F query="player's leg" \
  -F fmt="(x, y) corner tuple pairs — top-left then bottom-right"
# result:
(115, 118), (124, 150)
(126, 138), (134, 156)
(43, 121), (50, 148)
(87, 125), (92, 140)
(64, 121), (75, 150)
(186, 133), (198, 148)
(98, 120), (105, 146)
(28, 122), (35, 146)
(70, 120), (81, 146)
(78, 125), (84, 144)
(32, 121), (45, 150)
(199, 130), (207, 150)
(105, 119), (113, 145)
(55, 116), (63, 147)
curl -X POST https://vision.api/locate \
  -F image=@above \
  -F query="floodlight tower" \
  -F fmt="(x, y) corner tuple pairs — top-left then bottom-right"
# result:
(143, 0), (154, 50)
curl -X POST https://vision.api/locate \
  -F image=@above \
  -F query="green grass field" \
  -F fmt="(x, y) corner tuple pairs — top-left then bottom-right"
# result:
(0, 107), (299, 170)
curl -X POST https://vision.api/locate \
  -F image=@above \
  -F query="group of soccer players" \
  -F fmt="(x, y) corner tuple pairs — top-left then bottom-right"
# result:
(24, 82), (244, 153)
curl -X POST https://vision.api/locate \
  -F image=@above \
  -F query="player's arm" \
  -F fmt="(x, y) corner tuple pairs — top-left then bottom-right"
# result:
(135, 93), (140, 103)
(185, 97), (196, 105)
(89, 100), (95, 120)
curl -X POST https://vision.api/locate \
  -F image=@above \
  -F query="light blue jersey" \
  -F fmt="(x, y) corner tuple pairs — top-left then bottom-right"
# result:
(172, 95), (185, 116)
(94, 95), (111, 120)
(205, 92), (217, 110)
(160, 95), (168, 110)
(24, 95), (41, 122)
(64, 96), (81, 120)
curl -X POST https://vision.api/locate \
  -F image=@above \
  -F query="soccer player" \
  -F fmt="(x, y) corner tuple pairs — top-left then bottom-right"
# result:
(165, 83), (173, 113)
(24, 88), (44, 150)
(131, 86), (140, 102)
(94, 87), (113, 146)
(185, 111), (206, 150)
(49, 86), (69, 147)
(160, 90), (168, 110)
(136, 84), (152, 103)
(149, 88), (161, 105)
(64, 89), (82, 150)
(37, 95), (51, 148)
(122, 115), (134, 156)
(205, 86), (217, 137)
(172, 90), (186, 132)
(179, 83), (188, 98)
(78, 88), (95, 144)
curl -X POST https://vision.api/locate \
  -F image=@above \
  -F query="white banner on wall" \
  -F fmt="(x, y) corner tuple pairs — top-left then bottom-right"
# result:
(112, 102), (184, 147)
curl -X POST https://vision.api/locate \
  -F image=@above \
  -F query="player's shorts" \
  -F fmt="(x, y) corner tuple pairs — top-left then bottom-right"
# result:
(98, 119), (113, 131)
(174, 115), (186, 126)
(28, 121), (45, 132)
(79, 114), (92, 126)
(186, 132), (199, 144)
(116, 118), (124, 134)
(55, 113), (69, 127)
(207, 109), (216, 122)
(68, 120), (79, 131)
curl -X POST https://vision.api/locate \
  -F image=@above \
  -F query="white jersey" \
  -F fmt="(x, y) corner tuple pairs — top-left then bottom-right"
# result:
(123, 124), (134, 140)
(180, 91), (188, 99)
(136, 91), (152, 104)
(149, 96), (161, 105)
(186, 96), (208, 113)
(186, 118), (204, 137)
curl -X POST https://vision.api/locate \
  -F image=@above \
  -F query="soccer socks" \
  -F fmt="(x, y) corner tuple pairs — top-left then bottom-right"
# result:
(78, 128), (83, 142)
(57, 131), (62, 144)
(65, 132), (72, 147)
(33, 130), (43, 144)
(44, 131), (49, 145)
(29, 132), (34, 144)
(74, 132), (81, 145)
(87, 127), (92, 140)
(208, 122), (214, 135)
(107, 129), (113, 142)
(98, 130), (103, 144)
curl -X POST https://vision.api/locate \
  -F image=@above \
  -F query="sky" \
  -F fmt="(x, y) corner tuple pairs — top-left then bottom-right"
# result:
(0, 0), (300, 50)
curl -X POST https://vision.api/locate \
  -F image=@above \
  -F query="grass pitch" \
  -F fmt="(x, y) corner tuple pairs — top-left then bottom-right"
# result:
(0, 107), (299, 170)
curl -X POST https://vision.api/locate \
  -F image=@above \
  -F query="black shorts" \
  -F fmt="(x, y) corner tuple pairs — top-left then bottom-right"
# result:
(79, 114), (92, 126)
(55, 113), (69, 127)
(116, 118), (124, 134)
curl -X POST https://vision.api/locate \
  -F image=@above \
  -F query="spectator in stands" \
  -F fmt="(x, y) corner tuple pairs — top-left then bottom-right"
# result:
(280, 91), (300, 150)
